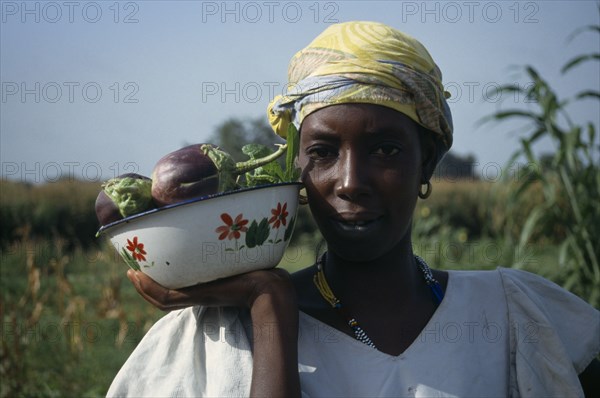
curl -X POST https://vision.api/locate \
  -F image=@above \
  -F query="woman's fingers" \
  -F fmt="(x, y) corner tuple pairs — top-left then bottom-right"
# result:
(127, 270), (174, 311)
(126, 268), (294, 311)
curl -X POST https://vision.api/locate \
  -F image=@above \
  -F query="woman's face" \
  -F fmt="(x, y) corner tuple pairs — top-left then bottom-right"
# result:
(298, 104), (426, 262)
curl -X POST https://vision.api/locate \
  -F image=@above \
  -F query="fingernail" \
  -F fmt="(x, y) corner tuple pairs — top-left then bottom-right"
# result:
(127, 269), (139, 281)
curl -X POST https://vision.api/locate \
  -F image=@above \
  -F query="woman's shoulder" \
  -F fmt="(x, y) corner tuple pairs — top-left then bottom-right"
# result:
(493, 267), (599, 373)
(445, 266), (594, 307)
(446, 267), (598, 332)
(494, 267), (598, 322)
(448, 267), (599, 396)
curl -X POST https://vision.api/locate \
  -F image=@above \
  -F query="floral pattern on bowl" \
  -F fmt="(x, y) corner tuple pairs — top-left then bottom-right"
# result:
(104, 183), (301, 289)
(120, 201), (296, 270)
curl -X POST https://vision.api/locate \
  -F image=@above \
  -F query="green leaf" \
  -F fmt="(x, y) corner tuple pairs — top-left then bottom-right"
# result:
(255, 218), (270, 246)
(525, 65), (541, 81)
(563, 271), (581, 292)
(505, 149), (523, 171)
(561, 53), (600, 74)
(558, 239), (569, 268)
(285, 124), (301, 181)
(242, 144), (272, 159)
(484, 84), (526, 103)
(520, 138), (537, 165)
(587, 123), (596, 148)
(244, 163), (284, 187)
(477, 109), (541, 130)
(234, 144), (287, 181)
(246, 218), (271, 248)
(120, 248), (141, 271)
(518, 206), (545, 250)
(201, 144), (238, 192)
(565, 24), (600, 43)
(244, 173), (280, 187)
(574, 90), (600, 101)
(245, 220), (258, 248)
(241, 144), (286, 186)
(525, 128), (548, 147)
(260, 160), (285, 180)
(492, 110), (541, 122)
(495, 84), (526, 94)
(511, 173), (537, 200)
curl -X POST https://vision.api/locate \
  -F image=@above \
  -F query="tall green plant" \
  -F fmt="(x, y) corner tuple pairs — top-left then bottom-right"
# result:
(485, 21), (600, 307)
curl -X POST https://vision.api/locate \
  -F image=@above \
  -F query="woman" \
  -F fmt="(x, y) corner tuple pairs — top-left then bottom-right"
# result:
(108, 21), (599, 397)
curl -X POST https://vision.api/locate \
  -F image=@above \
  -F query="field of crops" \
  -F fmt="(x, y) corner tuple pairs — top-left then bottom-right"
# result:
(0, 177), (595, 397)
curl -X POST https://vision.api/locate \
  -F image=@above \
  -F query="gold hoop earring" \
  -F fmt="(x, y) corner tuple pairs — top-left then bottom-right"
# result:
(418, 181), (432, 199)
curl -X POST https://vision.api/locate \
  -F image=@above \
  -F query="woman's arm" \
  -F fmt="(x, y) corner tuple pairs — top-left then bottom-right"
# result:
(127, 269), (301, 397)
(246, 272), (300, 397)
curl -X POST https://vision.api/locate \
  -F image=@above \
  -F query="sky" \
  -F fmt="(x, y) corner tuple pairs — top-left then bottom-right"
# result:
(1, 0), (599, 184)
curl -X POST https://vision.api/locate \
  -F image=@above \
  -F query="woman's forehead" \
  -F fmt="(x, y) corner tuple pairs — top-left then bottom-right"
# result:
(300, 103), (419, 137)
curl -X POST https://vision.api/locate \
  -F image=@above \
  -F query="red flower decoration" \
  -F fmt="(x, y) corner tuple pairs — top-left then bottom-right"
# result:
(216, 213), (249, 240)
(126, 236), (147, 262)
(269, 202), (288, 229)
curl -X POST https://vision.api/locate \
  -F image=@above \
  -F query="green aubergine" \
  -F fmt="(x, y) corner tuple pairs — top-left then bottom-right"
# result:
(95, 173), (155, 226)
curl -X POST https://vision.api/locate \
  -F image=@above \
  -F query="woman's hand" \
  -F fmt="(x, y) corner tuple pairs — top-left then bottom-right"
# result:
(126, 267), (294, 311)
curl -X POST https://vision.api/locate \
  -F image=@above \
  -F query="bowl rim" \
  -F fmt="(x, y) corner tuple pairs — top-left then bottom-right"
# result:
(97, 181), (303, 235)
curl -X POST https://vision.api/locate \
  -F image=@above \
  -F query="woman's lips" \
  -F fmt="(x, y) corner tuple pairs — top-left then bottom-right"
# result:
(330, 214), (384, 237)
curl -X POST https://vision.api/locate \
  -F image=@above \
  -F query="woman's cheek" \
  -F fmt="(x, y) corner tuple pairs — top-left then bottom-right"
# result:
(299, 158), (323, 183)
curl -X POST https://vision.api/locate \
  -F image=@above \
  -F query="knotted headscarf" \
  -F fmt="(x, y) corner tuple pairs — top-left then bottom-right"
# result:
(267, 21), (453, 159)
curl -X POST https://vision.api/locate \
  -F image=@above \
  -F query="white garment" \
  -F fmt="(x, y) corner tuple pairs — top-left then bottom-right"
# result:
(107, 268), (600, 397)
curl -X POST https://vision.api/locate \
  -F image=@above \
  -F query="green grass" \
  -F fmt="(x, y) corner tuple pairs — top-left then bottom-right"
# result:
(1, 240), (163, 397)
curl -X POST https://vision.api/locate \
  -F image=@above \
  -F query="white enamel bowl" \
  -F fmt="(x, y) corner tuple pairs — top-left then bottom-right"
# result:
(98, 183), (302, 289)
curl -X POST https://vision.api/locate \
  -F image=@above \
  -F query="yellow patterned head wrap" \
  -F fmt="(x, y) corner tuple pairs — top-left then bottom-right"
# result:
(267, 21), (453, 157)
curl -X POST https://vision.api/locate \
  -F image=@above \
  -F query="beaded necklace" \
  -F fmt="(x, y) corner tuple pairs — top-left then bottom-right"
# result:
(313, 254), (445, 349)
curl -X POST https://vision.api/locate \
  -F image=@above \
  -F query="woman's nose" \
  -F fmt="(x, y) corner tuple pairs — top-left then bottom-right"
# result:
(334, 152), (371, 200)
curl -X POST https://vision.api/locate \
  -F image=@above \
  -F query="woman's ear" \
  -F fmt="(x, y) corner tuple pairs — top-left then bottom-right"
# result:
(419, 127), (439, 182)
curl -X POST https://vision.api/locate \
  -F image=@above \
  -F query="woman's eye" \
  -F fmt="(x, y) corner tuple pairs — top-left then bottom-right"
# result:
(373, 144), (401, 156)
(307, 147), (336, 160)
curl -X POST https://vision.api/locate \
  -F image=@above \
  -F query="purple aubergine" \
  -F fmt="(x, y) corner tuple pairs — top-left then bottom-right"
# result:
(151, 144), (220, 207)
(95, 173), (154, 226)
(151, 143), (288, 207)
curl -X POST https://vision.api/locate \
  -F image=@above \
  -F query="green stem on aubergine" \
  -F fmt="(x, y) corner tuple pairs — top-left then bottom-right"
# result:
(201, 124), (301, 192)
